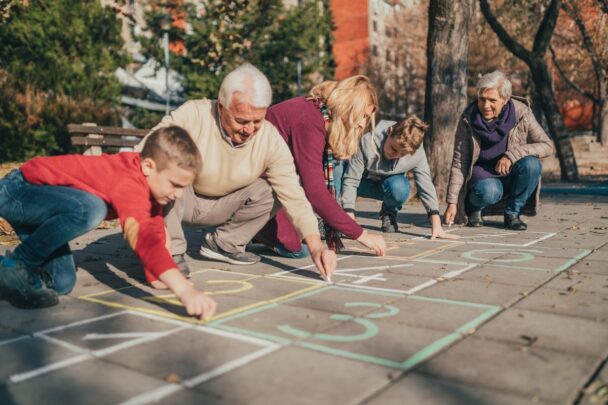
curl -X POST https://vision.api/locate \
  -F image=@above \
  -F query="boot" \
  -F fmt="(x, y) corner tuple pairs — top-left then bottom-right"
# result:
(380, 211), (398, 233)
(467, 210), (484, 227)
(504, 214), (527, 230)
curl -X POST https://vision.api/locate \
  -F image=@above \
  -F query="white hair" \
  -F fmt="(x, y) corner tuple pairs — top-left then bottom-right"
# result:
(218, 63), (272, 108)
(477, 70), (512, 100)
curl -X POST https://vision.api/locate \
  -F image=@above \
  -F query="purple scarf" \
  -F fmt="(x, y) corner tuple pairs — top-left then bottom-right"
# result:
(470, 100), (516, 183)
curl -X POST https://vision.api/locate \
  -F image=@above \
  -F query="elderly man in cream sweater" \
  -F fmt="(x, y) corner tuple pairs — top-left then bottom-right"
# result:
(138, 64), (335, 280)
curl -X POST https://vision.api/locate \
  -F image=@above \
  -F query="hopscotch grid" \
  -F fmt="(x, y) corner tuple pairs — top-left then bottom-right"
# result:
(6, 310), (278, 386)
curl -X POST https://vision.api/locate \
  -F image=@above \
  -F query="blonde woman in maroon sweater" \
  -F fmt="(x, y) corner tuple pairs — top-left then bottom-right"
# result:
(257, 75), (387, 258)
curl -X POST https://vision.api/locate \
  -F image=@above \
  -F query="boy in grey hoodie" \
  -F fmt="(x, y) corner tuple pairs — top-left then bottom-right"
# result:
(340, 115), (457, 240)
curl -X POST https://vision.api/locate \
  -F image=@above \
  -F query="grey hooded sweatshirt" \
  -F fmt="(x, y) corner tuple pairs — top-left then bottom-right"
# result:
(341, 120), (440, 215)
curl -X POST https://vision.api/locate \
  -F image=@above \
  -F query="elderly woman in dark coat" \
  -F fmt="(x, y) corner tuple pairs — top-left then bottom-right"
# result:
(444, 71), (554, 230)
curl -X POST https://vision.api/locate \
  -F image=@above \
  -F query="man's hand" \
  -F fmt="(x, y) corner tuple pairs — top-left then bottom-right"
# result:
(304, 234), (337, 281)
(444, 203), (457, 226)
(356, 230), (386, 256)
(430, 214), (460, 240)
(346, 211), (356, 220)
(159, 269), (217, 320)
(495, 156), (512, 175)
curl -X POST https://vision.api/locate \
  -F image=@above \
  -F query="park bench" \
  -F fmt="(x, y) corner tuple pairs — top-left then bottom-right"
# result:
(68, 123), (149, 155)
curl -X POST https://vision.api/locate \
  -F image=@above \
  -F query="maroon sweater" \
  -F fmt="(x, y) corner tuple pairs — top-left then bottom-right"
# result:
(263, 97), (363, 251)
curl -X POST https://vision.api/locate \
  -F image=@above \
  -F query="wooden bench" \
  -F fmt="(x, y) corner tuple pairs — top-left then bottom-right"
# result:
(68, 123), (149, 155)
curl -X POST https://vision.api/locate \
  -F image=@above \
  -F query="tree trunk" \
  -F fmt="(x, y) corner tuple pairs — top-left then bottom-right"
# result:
(423, 0), (475, 200)
(529, 58), (579, 180)
(600, 80), (608, 146)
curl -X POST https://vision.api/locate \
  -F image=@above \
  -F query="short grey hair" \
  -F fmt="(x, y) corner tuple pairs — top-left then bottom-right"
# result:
(218, 63), (272, 108)
(476, 70), (512, 100)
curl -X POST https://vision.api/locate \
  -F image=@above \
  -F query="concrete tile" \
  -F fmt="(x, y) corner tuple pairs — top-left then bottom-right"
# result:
(418, 278), (530, 306)
(515, 287), (608, 323)
(199, 346), (394, 405)
(77, 278), (268, 325)
(43, 312), (179, 352)
(544, 272), (608, 294)
(7, 359), (165, 404)
(455, 265), (555, 287)
(476, 308), (608, 357)
(0, 299), (119, 334)
(105, 328), (267, 383)
(161, 388), (228, 405)
(365, 373), (551, 405)
(584, 248), (608, 261)
(567, 259), (608, 276)
(417, 336), (600, 403)
(0, 335), (76, 382)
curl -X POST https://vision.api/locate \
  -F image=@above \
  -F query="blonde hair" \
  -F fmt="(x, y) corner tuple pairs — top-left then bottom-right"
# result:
(389, 115), (428, 155)
(308, 75), (378, 160)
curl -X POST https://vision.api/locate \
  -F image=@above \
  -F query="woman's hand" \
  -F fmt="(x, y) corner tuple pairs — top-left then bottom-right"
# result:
(357, 230), (386, 256)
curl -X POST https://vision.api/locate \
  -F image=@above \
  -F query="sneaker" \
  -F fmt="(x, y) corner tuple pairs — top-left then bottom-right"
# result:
(0, 251), (59, 309)
(172, 254), (191, 278)
(467, 210), (484, 227)
(380, 212), (398, 233)
(504, 214), (527, 230)
(199, 234), (260, 265)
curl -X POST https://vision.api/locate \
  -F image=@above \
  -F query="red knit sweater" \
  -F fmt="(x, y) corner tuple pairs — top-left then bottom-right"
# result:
(20, 152), (175, 281)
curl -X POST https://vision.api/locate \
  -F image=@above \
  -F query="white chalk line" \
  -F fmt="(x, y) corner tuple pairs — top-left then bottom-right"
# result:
(119, 344), (280, 405)
(269, 255), (352, 277)
(9, 326), (187, 384)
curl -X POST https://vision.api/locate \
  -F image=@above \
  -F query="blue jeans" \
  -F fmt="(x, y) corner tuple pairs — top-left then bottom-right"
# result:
(467, 156), (542, 216)
(273, 242), (310, 259)
(0, 170), (107, 294)
(358, 174), (411, 214)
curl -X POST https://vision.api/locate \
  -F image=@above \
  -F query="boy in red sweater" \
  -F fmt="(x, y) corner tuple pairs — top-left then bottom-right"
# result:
(0, 126), (216, 319)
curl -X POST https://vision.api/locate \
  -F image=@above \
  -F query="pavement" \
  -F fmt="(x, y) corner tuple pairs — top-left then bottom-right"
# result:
(0, 193), (607, 405)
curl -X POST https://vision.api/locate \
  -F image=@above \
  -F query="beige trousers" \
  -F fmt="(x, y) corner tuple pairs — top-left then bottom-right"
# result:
(164, 178), (278, 255)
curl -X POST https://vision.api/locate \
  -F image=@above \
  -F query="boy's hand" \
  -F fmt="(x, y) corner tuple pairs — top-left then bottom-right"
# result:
(177, 286), (217, 320)
(356, 230), (386, 256)
(304, 234), (337, 281)
(159, 268), (217, 320)
(346, 211), (356, 220)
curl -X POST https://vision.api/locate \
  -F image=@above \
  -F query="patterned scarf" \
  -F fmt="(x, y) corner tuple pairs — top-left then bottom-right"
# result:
(318, 101), (344, 252)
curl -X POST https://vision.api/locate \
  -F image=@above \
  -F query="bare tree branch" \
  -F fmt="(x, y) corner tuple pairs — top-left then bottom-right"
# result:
(479, 0), (531, 65)
(550, 45), (599, 103)
(562, 0), (603, 87)
(533, 0), (561, 54)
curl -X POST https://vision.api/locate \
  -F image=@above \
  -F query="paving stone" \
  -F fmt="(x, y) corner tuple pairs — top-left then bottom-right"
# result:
(365, 373), (551, 405)
(0, 335), (77, 382)
(584, 248), (608, 261)
(515, 287), (608, 323)
(160, 388), (227, 404)
(105, 327), (269, 384)
(417, 336), (600, 403)
(544, 272), (608, 294)
(7, 359), (165, 404)
(475, 308), (608, 357)
(454, 265), (555, 287)
(0, 299), (118, 334)
(418, 278), (530, 306)
(77, 279), (267, 325)
(198, 346), (393, 405)
(567, 259), (608, 276)
(43, 311), (179, 352)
